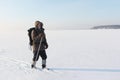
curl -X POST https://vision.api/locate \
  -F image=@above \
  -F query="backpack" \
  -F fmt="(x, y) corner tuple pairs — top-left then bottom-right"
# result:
(28, 27), (35, 46)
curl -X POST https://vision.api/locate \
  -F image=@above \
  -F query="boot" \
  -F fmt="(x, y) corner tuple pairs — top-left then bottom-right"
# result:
(31, 61), (36, 68)
(42, 64), (46, 69)
(42, 60), (46, 69)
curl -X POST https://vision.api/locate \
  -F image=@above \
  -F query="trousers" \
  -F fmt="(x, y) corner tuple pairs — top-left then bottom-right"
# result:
(33, 50), (47, 61)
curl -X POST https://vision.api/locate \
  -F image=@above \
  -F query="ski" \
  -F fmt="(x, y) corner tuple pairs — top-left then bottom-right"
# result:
(32, 67), (51, 71)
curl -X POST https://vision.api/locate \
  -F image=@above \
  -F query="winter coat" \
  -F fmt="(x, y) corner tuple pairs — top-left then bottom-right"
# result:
(31, 27), (48, 52)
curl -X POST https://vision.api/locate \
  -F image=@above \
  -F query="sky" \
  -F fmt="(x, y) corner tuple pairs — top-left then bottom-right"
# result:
(0, 0), (120, 31)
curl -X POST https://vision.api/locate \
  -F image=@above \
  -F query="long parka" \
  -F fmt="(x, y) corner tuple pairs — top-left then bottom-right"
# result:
(31, 27), (48, 53)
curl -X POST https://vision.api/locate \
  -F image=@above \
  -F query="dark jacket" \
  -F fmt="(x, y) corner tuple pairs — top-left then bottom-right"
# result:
(32, 27), (48, 52)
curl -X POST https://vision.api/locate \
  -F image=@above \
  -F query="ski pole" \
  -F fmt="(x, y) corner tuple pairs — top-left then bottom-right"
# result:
(35, 37), (43, 61)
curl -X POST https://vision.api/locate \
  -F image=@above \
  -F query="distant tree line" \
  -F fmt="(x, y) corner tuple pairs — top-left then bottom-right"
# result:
(92, 25), (120, 29)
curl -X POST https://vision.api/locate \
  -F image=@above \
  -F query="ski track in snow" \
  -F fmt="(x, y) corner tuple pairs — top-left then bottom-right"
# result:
(0, 55), (62, 74)
(0, 55), (31, 73)
(0, 55), (68, 80)
(1, 55), (120, 73)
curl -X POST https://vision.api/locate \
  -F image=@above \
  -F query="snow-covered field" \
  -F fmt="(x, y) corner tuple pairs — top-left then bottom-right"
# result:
(0, 29), (120, 80)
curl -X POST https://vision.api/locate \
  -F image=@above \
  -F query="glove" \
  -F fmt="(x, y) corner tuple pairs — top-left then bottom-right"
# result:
(44, 44), (48, 49)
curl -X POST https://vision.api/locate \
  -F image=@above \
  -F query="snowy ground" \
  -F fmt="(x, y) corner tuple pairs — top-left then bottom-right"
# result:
(0, 29), (120, 80)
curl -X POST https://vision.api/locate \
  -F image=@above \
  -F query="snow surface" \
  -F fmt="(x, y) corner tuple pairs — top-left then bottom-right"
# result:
(0, 29), (120, 80)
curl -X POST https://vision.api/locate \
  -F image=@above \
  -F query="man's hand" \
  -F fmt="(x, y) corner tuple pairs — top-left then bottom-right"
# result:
(44, 44), (48, 49)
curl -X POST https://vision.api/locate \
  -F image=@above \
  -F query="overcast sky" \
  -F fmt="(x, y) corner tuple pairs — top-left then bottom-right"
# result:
(0, 0), (120, 30)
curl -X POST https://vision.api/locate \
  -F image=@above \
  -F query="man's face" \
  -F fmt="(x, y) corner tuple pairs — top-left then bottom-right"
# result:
(37, 23), (41, 29)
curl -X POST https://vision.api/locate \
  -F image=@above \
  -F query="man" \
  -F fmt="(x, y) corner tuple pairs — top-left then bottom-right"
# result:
(31, 21), (48, 69)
